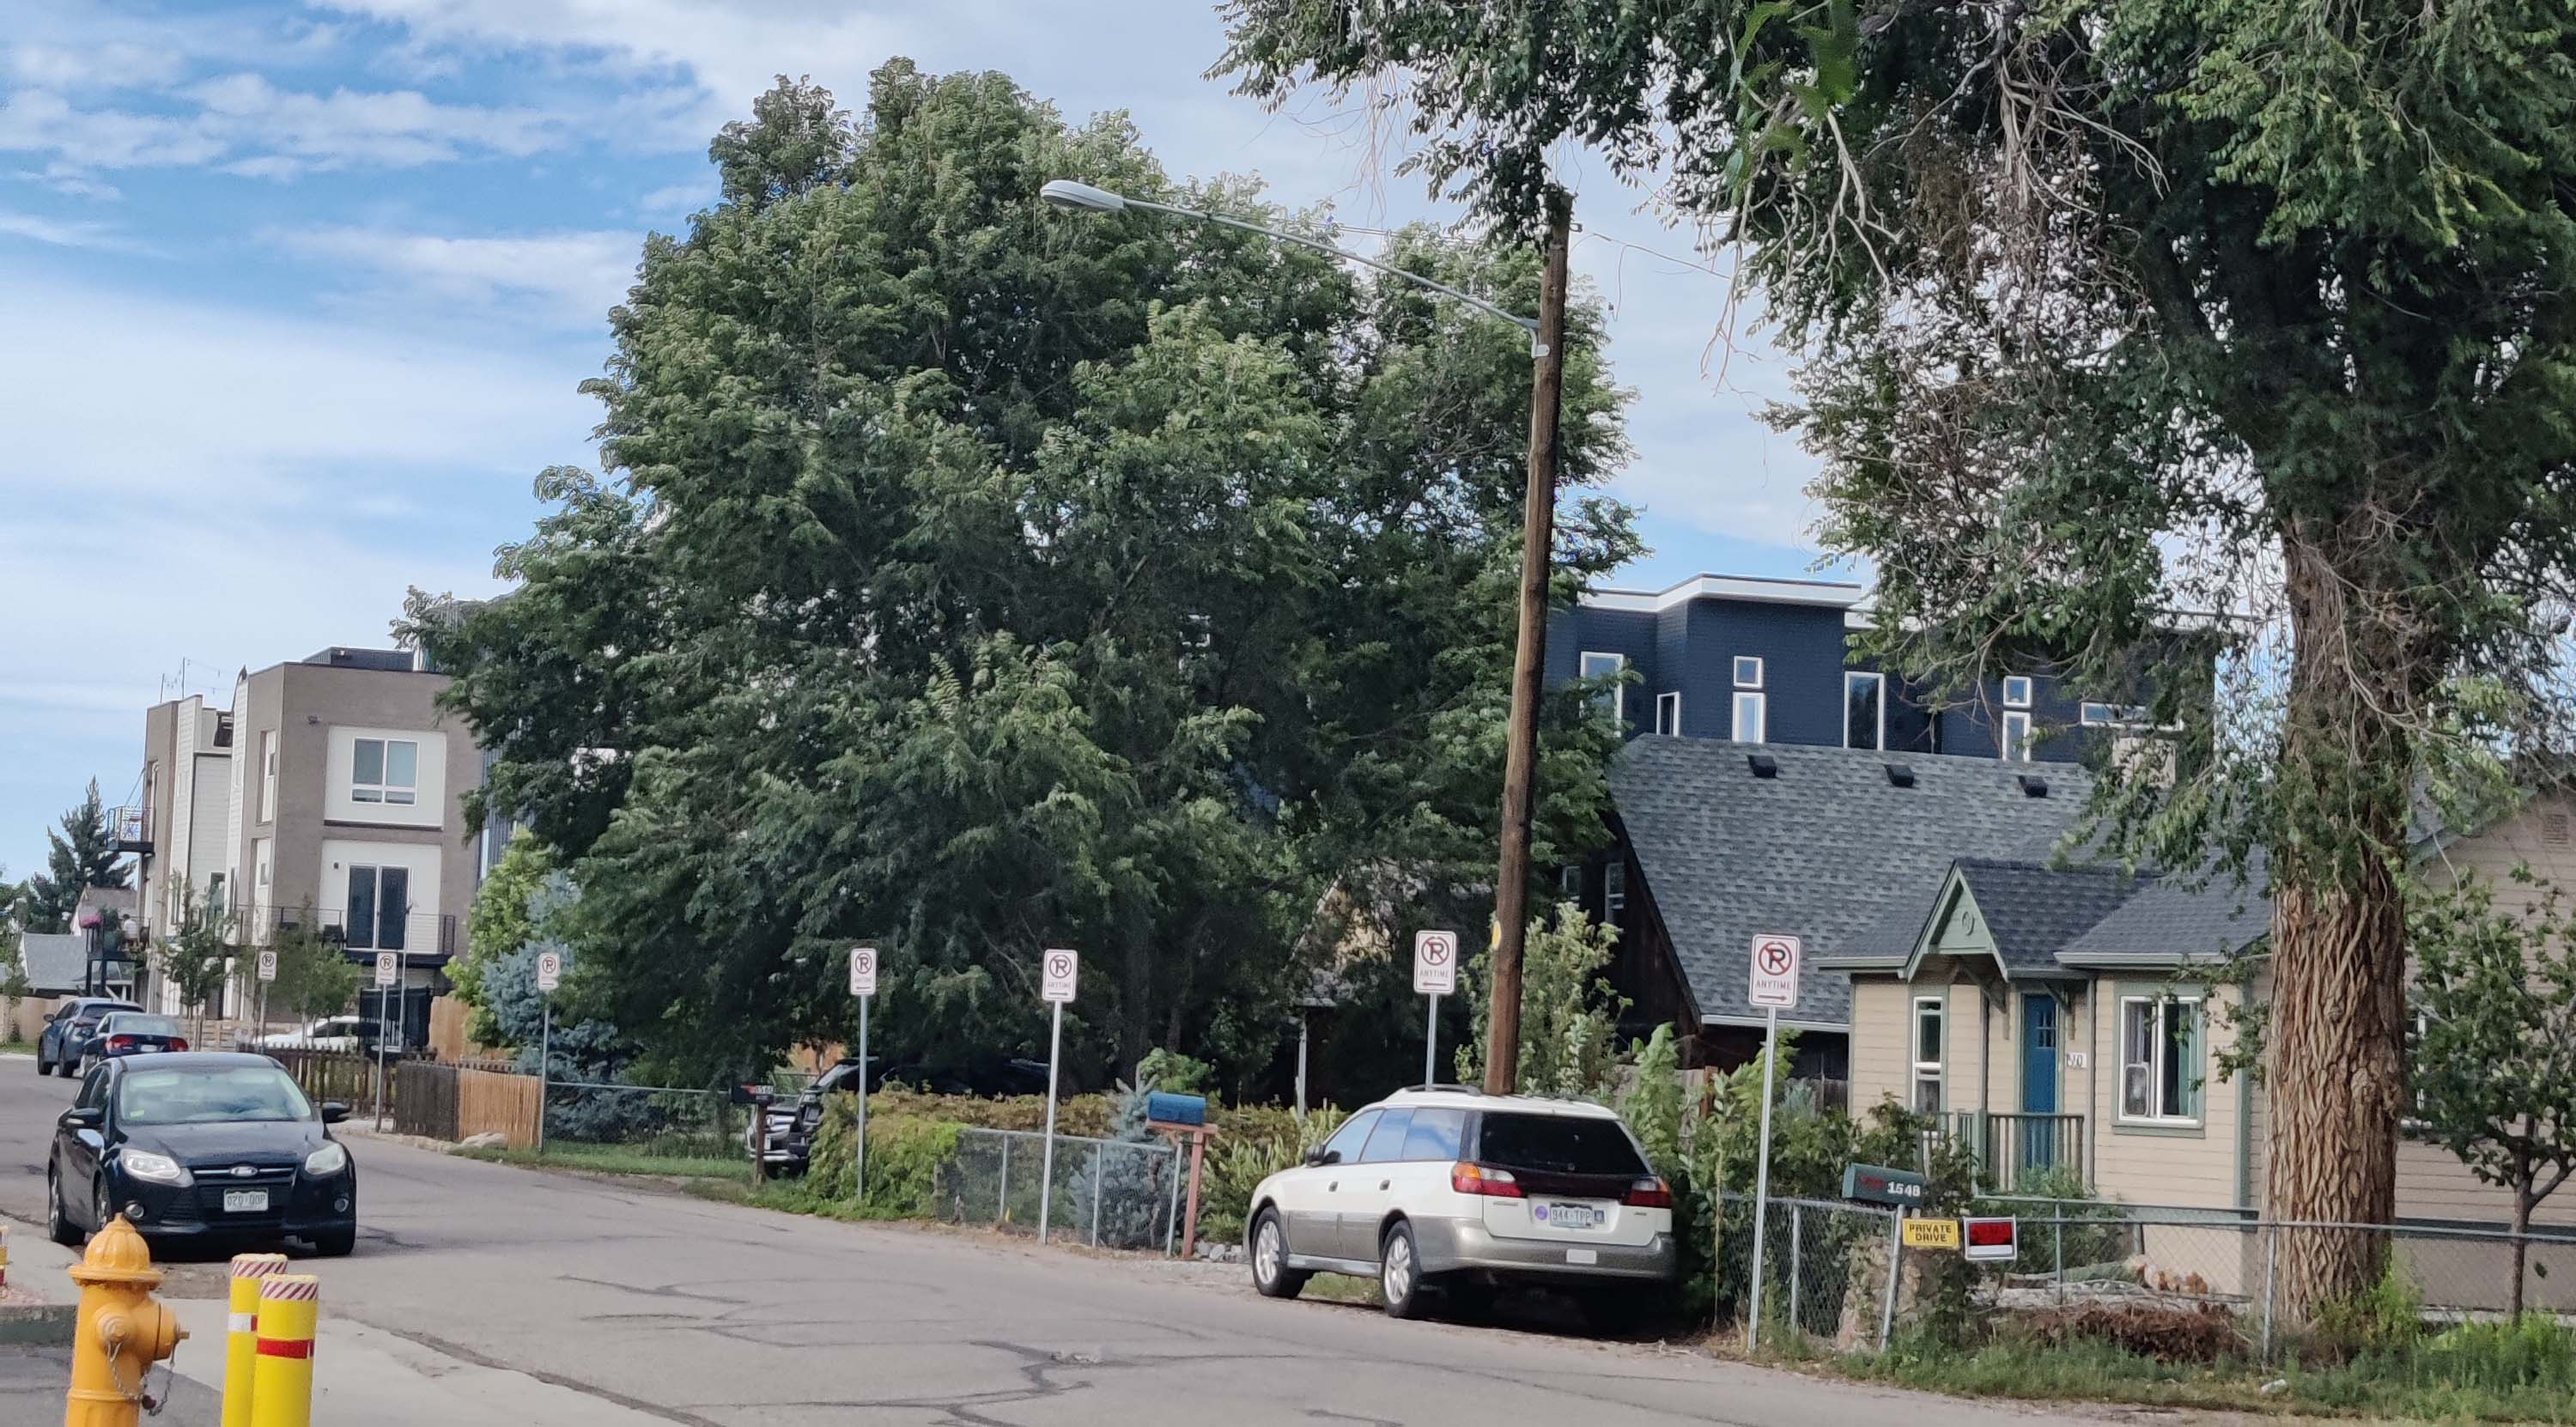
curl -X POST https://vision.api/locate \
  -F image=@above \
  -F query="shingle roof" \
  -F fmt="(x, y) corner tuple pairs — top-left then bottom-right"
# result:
(1952, 859), (2142, 975)
(2061, 863), (2269, 961)
(1610, 738), (2093, 1027)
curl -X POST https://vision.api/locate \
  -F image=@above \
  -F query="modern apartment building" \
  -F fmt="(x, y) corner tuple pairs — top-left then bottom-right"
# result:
(125, 645), (480, 1034)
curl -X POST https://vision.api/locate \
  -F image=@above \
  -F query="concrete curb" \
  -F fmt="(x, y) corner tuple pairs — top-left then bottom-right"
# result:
(0, 1304), (74, 1347)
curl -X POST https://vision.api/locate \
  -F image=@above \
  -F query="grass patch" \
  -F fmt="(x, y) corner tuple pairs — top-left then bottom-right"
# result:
(1835, 1316), (2576, 1424)
(0, 1041), (36, 1057)
(454, 1145), (751, 1181)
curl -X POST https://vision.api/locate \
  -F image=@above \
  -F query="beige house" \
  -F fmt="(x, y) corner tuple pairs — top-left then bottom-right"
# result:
(1823, 792), (2576, 1303)
(129, 646), (481, 1036)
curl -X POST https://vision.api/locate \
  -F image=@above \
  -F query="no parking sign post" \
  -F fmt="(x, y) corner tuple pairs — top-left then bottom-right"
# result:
(1744, 932), (1802, 1347)
(1037, 948), (1078, 1244)
(1412, 930), (1457, 1084)
(848, 946), (878, 1204)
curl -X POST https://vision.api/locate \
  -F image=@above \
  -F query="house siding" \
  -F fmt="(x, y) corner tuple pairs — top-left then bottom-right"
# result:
(1848, 975), (1911, 1111)
(2087, 977), (2248, 1211)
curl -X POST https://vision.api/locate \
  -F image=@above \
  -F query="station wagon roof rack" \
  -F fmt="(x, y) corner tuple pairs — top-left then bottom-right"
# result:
(1394, 1083), (1485, 1095)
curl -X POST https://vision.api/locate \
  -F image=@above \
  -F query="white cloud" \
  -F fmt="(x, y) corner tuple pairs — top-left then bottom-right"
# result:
(0, 207), (142, 252)
(637, 181), (708, 216)
(0, 74), (572, 179)
(279, 224), (641, 325)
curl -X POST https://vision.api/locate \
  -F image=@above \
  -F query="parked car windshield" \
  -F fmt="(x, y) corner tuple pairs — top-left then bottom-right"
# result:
(1475, 1113), (1649, 1177)
(102, 1015), (181, 1037)
(118, 1066), (316, 1125)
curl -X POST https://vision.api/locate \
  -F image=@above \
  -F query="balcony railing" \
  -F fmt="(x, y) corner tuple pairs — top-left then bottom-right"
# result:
(231, 906), (458, 961)
(109, 805), (151, 854)
(1943, 1110), (2086, 1193)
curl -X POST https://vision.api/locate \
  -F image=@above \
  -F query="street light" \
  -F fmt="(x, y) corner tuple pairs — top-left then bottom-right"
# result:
(1042, 177), (1571, 1095)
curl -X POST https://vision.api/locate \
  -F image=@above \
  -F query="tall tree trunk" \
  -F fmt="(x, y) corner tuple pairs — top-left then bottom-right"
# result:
(2264, 534), (2414, 1317)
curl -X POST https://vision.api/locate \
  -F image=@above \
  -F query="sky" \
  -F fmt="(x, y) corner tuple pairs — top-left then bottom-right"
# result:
(0, 0), (1840, 881)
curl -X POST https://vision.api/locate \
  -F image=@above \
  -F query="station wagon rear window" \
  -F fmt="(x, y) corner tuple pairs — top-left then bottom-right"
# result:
(1473, 1113), (1649, 1176)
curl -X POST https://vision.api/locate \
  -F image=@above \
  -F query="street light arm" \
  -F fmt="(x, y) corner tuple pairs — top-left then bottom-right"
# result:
(1119, 196), (1546, 350)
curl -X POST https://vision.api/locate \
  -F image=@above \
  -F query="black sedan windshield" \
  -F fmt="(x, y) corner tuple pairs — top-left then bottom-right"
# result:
(103, 1016), (181, 1037)
(118, 1066), (315, 1126)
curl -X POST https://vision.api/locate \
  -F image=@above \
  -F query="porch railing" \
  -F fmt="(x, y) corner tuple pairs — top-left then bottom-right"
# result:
(1944, 1110), (2085, 1191)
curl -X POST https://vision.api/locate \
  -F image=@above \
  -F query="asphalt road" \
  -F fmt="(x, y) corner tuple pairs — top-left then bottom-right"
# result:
(0, 1063), (2156, 1426)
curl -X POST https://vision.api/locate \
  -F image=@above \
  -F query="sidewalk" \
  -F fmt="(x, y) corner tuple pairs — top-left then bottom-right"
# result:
(9, 1228), (670, 1426)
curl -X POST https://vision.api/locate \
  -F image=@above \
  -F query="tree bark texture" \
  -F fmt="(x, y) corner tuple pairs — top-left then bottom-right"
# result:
(2263, 532), (2415, 1318)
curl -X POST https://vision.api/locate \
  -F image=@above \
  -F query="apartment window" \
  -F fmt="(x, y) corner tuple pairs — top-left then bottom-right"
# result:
(258, 731), (277, 823)
(1578, 652), (1627, 725)
(1655, 690), (1682, 736)
(1911, 997), (1945, 1114)
(350, 738), (418, 806)
(1558, 865), (1582, 899)
(1604, 861), (1627, 921)
(1844, 671), (1885, 750)
(2002, 676), (2033, 708)
(344, 864), (410, 951)
(2119, 994), (2202, 1124)
(1732, 657), (1766, 743)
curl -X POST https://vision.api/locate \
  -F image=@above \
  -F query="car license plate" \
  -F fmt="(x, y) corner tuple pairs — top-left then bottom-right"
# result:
(1533, 1199), (1604, 1230)
(222, 1190), (269, 1214)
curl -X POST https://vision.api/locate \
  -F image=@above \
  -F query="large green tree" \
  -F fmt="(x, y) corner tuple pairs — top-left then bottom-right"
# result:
(1222, 0), (2576, 1309)
(22, 779), (128, 933)
(405, 64), (1633, 1092)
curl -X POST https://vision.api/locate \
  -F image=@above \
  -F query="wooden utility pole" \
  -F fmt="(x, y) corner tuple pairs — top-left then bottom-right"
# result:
(1484, 189), (1571, 1096)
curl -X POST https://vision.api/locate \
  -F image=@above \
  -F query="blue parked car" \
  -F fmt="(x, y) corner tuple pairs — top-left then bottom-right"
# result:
(36, 999), (140, 1078)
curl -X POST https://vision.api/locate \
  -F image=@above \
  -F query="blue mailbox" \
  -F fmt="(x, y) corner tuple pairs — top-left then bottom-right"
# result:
(1146, 1091), (1208, 1126)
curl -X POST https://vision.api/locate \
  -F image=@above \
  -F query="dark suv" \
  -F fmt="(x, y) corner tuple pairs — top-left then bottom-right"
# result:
(38, 999), (141, 1078)
(750, 1056), (1050, 1175)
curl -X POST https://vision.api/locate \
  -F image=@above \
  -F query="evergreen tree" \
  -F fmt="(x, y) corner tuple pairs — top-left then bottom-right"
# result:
(22, 780), (127, 933)
(404, 64), (1635, 1091)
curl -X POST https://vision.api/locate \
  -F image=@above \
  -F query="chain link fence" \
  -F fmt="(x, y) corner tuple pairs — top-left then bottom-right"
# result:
(930, 1127), (1183, 1252)
(1724, 1190), (2576, 1362)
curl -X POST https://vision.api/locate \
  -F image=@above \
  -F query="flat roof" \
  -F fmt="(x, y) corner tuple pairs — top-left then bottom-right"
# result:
(1581, 574), (1868, 614)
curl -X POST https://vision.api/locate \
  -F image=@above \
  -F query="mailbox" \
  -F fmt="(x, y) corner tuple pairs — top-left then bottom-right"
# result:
(1145, 1091), (1207, 1126)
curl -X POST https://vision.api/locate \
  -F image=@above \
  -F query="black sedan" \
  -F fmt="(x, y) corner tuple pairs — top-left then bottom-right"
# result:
(48, 1053), (357, 1256)
(36, 998), (139, 1078)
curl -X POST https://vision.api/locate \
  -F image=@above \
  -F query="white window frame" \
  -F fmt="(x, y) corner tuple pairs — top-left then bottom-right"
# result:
(1733, 690), (1768, 744)
(258, 731), (277, 824)
(1579, 651), (1627, 726)
(1911, 995), (1945, 1114)
(1844, 671), (1885, 750)
(1733, 655), (1765, 689)
(2117, 994), (2203, 1126)
(2000, 709), (2033, 762)
(2081, 701), (2151, 727)
(343, 862), (410, 952)
(1655, 690), (1682, 736)
(350, 737), (420, 807)
(2002, 675), (2033, 708)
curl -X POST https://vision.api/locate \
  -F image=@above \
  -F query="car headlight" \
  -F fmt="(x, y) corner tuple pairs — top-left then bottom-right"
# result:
(121, 1151), (192, 1187)
(304, 1142), (349, 1176)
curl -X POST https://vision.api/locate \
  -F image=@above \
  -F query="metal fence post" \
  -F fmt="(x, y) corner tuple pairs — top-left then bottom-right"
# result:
(1787, 1204), (1803, 1339)
(2054, 1217), (2065, 1304)
(1879, 1207), (1905, 1351)
(2261, 1223), (2279, 1365)
(998, 1134), (1012, 1224)
(1090, 1142), (1105, 1248)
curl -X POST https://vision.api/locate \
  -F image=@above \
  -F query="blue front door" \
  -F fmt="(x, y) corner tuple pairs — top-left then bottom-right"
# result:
(2021, 994), (2059, 1173)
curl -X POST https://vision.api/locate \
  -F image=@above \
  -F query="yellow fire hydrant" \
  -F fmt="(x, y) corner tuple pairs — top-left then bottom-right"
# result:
(65, 1214), (185, 1427)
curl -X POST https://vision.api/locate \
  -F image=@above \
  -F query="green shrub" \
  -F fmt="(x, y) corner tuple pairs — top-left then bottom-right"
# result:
(1198, 1105), (1347, 1246)
(2415, 1315), (2576, 1394)
(805, 1097), (964, 1217)
(2310, 1259), (2427, 1362)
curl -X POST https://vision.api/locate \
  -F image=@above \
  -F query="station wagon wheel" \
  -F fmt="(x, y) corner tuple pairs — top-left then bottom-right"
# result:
(1379, 1220), (1430, 1320)
(1249, 1208), (1306, 1300)
(93, 1179), (112, 1238)
(46, 1166), (77, 1247)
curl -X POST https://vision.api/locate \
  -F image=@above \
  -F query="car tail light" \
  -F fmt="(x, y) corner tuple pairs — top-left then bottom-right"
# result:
(1623, 1176), (1674, 1208)
(169, 1039), (188, 1052)
(107, 1036), (134, 1050)
(1449, 1162), (1523, 1198)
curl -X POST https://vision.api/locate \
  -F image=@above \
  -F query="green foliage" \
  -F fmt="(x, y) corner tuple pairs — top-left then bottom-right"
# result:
(2410, 1316), (2576, 1398)
(806, 1096), (964, 1217)
(405, 64), (1636, 1091)
(1453, 903), (1626, 1096)
(263, 909), (361, 1023)
(21, 779), (126, 934)
(1618, 1023), (1686, 1180)
(2409, 867), (2576, 1316)
(1135, 1048), (1212, 1096)
(457, 832), (551, 1032)
(1200, 1104), (1348, 1245)
(153, 886), (234, 1024)
(2312, 1260), (2427, 1361)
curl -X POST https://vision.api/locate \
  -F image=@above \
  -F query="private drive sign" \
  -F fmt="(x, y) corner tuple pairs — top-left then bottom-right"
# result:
(1412, 929), (1458, 996)
(1747, 932), (1801, 1009)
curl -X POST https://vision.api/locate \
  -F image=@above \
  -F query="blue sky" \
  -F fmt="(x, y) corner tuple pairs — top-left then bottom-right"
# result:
(0, 1), (1839, 879)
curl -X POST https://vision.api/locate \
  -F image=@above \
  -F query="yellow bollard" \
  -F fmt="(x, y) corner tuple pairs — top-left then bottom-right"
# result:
(248, 1275), (319, 1427)
(221, 1254), (290, 1427)
(1, 1219), (10, 1292)
(64, 1215), (186, 1427)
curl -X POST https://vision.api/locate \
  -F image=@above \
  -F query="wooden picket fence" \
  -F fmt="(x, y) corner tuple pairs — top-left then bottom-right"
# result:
(394, 1060), (541, 1147)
